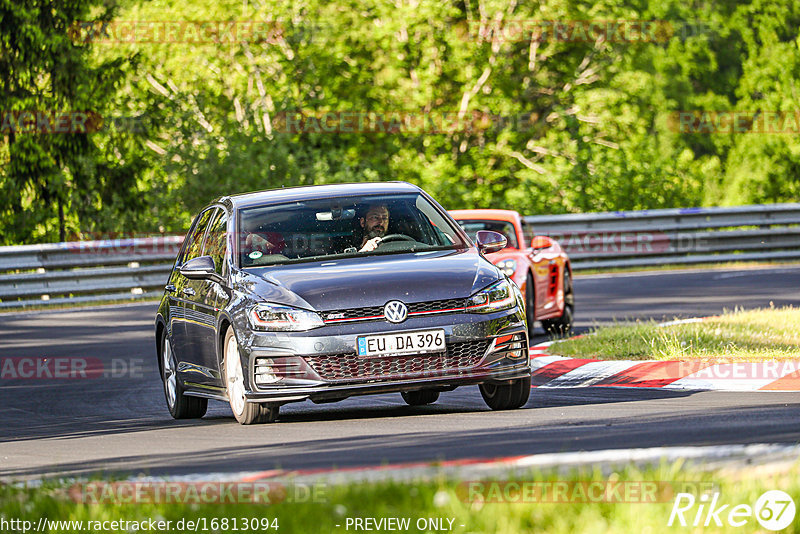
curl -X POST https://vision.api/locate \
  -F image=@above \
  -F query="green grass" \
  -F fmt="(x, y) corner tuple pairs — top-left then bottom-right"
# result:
(550, 306), (800, 361)
(2, 461), (798, 533)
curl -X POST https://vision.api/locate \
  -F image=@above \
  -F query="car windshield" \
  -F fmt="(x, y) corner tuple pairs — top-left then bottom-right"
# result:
(238, 193), (467, 267)
(455, 220), (518, 249)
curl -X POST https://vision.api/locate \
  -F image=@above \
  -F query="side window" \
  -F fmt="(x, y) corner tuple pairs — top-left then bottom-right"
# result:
(203, 209), (228, 276)
(414, 197), (457, 246)
(182, 209), (215, 263)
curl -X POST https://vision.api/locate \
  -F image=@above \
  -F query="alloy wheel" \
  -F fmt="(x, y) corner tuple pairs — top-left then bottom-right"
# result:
(162, 336), (177, 409)
(225, 334), (247, 416)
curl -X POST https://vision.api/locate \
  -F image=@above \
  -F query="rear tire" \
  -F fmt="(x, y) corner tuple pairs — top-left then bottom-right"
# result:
(161, 330), (207, 419)
(542, 268), (574, 337)
(223, 327), (279, 425)
(401, 389), (440, 406)
(479, 376), (531, 410)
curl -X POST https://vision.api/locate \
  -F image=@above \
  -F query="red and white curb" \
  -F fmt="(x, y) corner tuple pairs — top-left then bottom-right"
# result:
(529, 323), (800, 392)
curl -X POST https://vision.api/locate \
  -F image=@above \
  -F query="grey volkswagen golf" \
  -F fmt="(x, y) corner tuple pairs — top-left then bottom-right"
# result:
(155, 182), (531, 424)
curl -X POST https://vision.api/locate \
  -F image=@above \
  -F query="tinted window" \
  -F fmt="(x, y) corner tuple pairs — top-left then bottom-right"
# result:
(182, 208), (215, 262)
(456, 220), (518, 249)
(238, 193), (466, 267)
(204, 209), (228, 275)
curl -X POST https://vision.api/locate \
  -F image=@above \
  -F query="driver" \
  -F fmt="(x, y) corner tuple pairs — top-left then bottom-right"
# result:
(358, 203), (390, 252)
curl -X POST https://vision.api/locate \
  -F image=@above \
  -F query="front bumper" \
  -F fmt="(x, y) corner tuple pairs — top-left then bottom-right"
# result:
(240, 310), (530, 404)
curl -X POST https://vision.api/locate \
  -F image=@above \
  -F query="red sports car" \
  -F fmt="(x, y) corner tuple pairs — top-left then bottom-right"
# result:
(450, 209), (574, 337)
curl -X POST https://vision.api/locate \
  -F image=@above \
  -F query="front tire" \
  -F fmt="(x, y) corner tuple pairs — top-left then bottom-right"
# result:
(161, 330), (207, 419)
(542, 268), (574, 337)
(401, 389), (440, 406)
(223, 327), (279, 425)
(479, 376), (531, 410)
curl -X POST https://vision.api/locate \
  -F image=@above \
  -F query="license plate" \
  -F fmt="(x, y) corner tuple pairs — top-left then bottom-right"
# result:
(357, 329), (446, 358)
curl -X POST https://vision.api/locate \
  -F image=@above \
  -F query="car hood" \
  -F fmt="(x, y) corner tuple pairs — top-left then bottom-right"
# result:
(235, 249), (500, 311)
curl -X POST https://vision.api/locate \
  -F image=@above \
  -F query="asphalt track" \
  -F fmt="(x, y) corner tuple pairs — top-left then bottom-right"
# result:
(1, 266), (799, 481)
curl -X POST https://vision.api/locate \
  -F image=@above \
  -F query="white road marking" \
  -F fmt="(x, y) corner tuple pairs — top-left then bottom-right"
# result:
(529, 355), (572, 372)
(540, 360), (642, 387)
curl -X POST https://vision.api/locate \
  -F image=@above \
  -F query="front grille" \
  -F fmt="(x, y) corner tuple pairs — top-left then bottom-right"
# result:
(305, 339), (490, 382)
(407, 298), (466, 314)
(321, 298), (468, 323)
(322, 306), (384, 322)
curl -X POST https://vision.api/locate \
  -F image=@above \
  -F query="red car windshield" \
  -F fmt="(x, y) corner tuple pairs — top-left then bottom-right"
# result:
(455, 220), (518, 249)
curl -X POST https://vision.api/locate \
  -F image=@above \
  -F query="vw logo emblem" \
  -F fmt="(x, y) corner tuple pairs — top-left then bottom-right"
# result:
(384, 301), (408, 323)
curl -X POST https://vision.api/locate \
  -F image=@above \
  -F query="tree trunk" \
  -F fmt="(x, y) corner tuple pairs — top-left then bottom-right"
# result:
(58, 196), (65, 242)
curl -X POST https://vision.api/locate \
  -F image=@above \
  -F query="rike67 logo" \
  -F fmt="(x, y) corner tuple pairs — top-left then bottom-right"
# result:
(669, 490), (796, 531)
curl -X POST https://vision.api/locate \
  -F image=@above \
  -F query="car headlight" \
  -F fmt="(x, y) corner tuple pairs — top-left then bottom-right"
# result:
(496, 259), (517, 277)
(466, 279), (517, 313)
(249, 303), (324, 331)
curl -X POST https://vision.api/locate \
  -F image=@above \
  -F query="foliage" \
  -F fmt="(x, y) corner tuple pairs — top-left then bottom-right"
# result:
(0, 0), (155, 243)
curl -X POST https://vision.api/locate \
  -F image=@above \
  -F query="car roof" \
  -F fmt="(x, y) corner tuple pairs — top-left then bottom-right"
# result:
(449, 209), (522, 223)
(218, 181), (423, 210)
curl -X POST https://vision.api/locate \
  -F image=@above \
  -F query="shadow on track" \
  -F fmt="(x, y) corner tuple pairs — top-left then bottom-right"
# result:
(3, 398), (798, 481)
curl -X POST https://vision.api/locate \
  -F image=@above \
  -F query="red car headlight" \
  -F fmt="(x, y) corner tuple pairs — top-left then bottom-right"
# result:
(496, 259), (517, 277)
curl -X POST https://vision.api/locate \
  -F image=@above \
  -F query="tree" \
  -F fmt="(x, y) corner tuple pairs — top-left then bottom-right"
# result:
(0, 0), (141, 244)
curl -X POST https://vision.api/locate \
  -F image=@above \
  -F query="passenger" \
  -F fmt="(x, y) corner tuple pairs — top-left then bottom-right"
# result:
(243, 231), (286, 257)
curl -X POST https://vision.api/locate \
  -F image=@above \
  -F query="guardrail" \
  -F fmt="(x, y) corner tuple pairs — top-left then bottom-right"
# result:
(1, 203), (798, 309)
(0, 237), (182, 309)
(524, 203), (800, 270)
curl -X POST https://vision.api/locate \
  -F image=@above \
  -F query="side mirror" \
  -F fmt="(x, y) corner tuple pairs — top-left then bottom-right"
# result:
(476, 230), (507, 254)
(180, 255), (223, 283)
(531, 235), (553, 250)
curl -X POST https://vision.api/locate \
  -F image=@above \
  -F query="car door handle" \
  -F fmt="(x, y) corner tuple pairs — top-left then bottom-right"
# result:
(182, 287), (196, 297)
(165, 284), (176, 293)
